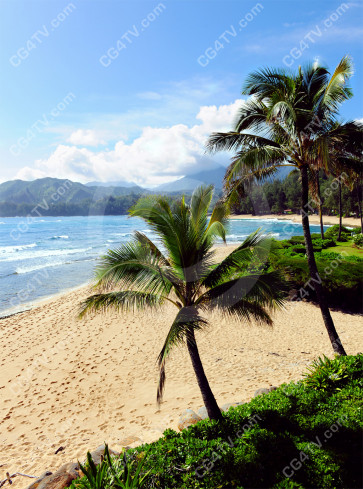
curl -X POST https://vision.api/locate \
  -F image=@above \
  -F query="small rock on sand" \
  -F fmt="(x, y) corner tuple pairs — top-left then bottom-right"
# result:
(178, 409), (202, 430)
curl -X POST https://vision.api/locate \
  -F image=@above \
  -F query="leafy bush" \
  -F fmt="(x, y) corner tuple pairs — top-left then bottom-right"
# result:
(283, 236), (334, 254)
(351, 227), (361, 235)
(304, 355), (349, 392)
(311, 238), (336, 249)
(73, 446), (150, 489)
(72, 356), (363, 488)
(288, 236), (305, 245)
(324, 224), (351, 241)
(291, 245), (306, 254)
(353, 233), (363, 248)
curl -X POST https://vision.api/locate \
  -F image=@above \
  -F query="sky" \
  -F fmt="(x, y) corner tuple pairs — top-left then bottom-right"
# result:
(0, 0), (362, 187)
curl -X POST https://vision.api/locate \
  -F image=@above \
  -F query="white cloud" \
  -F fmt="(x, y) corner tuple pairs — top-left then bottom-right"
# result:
(67, 129), (106, 146)
(16, 99), (242, 187)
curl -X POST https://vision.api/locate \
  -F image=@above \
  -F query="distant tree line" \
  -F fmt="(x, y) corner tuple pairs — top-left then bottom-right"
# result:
(231, 172), (362, 217)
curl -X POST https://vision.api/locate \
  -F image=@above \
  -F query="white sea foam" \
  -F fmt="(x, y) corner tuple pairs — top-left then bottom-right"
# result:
(16, 261), (67, 274)
(15, 256), (96, 274)
(50, 235), (69, 239)
(0, 243), (37, 253)
(1, 247), (92, 262)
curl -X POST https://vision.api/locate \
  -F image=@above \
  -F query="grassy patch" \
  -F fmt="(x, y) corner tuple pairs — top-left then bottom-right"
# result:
(325, 241), (363, 258)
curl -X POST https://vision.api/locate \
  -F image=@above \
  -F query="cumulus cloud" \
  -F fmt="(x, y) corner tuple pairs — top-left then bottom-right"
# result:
(16, 99), (243, 187)
(66, 129), (106, 146)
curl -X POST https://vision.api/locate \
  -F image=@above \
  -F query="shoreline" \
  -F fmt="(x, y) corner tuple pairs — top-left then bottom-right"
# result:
(0, 281), (92, 320)
(229, 213), (361, 227)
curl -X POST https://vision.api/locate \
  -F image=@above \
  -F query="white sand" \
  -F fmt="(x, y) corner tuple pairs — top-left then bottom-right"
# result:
(1, 245), (362, 486)
(230, 213), (361, 227)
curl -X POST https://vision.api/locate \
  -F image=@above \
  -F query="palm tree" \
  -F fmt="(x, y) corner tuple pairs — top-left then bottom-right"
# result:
(329, 125), (363, 239)
(79, 186), (286, 421)
(207, 56), (363, 356)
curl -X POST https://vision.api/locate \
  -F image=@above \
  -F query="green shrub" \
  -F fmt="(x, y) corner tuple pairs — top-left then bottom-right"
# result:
(325, 224), (351, 241)
(304, 355), (349, 393)
(311, 238), (336, 249)
(288, 236), (305, 245)
(291, 245), (306, 254)
(353, 233), (363, 248)
(351, 227), (361, 235)
(73, 446), (150, 489)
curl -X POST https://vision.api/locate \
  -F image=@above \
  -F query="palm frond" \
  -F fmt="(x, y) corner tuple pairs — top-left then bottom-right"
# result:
(242, 67), (291, 99)
(226, 145), (286, 184)
(190, 184), (214, 231)
(234, 98), (269, 133)
(205, 198), (229, 243)
(94, 241), (175, 296)
(318, 55), (353, 115)
(202, 230), (267, 288)
(134, 231), (170, 266)
(79, 290), (162, 318)
(198, 271), (287, 323)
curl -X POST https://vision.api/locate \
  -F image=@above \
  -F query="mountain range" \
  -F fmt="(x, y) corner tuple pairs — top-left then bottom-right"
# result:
(0, 165), (292, 210)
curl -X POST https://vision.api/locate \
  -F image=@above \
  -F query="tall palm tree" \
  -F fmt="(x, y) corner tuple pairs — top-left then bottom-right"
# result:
(79, 186), (286, 421)
(207, 56), (363, 356)
(328, 125), (363, 239)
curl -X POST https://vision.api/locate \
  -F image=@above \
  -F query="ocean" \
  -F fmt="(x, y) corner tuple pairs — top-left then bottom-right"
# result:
(0, 215), (328, 317)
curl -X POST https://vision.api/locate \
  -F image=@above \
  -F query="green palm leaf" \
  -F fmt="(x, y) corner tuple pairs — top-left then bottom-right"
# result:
(198, 271), (286, 322)
(79, 291), (162, 318)
(202, 230), (266, 288)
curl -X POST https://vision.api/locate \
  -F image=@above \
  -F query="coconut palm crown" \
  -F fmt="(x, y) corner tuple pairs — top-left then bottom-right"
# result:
(79, 186), (286, 421)
(207, 55), (363, 355)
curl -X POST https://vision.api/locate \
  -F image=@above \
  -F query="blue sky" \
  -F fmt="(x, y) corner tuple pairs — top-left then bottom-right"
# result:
(0, 0), (362, 185)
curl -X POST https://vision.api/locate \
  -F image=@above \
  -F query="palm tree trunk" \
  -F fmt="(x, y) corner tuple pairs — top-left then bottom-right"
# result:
(338, 180), (342, 241)
(300, 166), (347, 355)
(186, 330), (223, 421)
(357, 185), (363, 233)
(316, 172), (324, 239)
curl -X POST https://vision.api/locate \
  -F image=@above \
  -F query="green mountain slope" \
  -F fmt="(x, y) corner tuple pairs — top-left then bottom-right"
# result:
(0, 178), (143, 205)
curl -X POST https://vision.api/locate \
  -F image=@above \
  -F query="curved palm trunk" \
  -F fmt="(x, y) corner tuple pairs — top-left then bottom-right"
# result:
(316, 172), (324, 239)
(186, 330), (223, 421)
(300, 166), (346, 355)
(338, 180), (342, 241)
(358, 194), (363, 233)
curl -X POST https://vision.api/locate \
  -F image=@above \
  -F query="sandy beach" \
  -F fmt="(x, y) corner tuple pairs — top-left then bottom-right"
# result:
(1, 245), (362, 487)
(230, 213), (361, 228)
